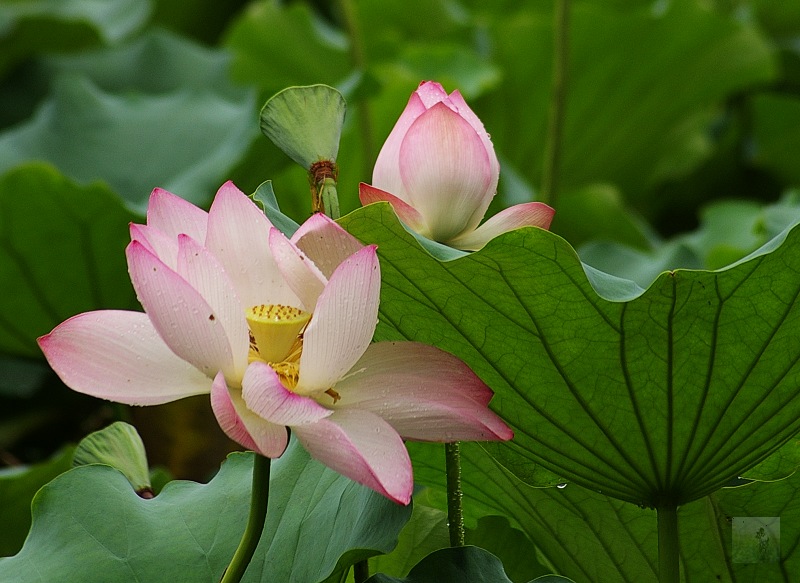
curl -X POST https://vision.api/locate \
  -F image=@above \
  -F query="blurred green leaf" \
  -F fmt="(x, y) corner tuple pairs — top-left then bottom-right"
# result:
(225, 0), (350, 96)
(41, 28), (247, 99)
(579, 195), (800, 287)
(476, 0), (776, 206)
(342, 203), (800, 509)
(751, 93), (800, 187)
(0, 74), (256, 212)
(0, 164), (140, 358)
(0, 447), (74, 557)
(0, 0), (151, 75)
(550, 183), (653, 250)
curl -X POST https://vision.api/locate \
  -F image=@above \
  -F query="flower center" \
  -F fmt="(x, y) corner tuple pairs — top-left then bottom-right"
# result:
(246, 304), (310, 389)
(245, 304), (340, 403)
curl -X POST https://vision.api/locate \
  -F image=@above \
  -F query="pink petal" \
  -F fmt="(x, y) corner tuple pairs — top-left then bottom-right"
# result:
(413, 81), (450, 109)
(176, 235), (249, 379)
(358, 183), (426, 233)
(146, 188), (208, 243)
(447, 90), (500, 179)
(130, 223), (178, 270)
(290, 213), (364, 279)
(296, 246), (381, 394)
(38, 311), (210, 405)
(399, 103), (493, 242)
(372, 92), (427, 200)
(242, 361), (332, 425)
(293, 409), (413, 505)
(269, 228), (327, 312)
(204, 181), (300, 309)
(126, 240), (234, 379)
(447, 202), (556, 251)
(334, 342), (513, 441)
(210, 372), (289, 457)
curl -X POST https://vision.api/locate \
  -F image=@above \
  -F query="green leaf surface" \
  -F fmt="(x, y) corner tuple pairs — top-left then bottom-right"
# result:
(243, 441), (411, 583)
(342, 203), (800, 508)
(368, 501), (450, 578)
(0, 72), (256, 212)
(0, 447), (74, 557)
(0, 0), (151, 75)
(0, 164), (140, 358)
(0, 441), (410, 582)
(366, 546), (515, 583)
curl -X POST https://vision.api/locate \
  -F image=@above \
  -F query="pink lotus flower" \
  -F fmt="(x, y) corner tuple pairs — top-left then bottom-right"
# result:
(360, 81), (554, 251)
(38, 181), (512, 504)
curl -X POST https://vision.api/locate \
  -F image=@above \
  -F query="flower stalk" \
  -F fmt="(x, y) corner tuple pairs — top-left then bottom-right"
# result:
(657, 504), (680, 583)
(220, 454), (272, 583)
(445, 441), (465, 547)
(540, 0), (571, 207)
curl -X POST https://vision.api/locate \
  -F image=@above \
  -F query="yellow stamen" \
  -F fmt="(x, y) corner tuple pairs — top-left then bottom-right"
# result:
(325, 388), (341, 404)
(246, 304), (310, 363)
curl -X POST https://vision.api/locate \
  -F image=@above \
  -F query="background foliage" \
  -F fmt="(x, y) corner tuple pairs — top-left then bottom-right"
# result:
(2, 0), (800, 581)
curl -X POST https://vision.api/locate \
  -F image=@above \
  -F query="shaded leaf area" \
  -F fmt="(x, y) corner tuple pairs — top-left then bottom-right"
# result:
(579, 194), (800, 288)
(0, 447), (73, 557)
(0, 441), (411, 582)
(751, 93), (800, 186)
(411, 441), (800, 582)
(475, 0), (776, 210)
(365, 546), (519, 583)
(0, 0), (151, 75)
(0, 29), (256, 212)
(0, 164), (140, 357)
(342, 204), (800, 508)
(362, 497), (549, 583)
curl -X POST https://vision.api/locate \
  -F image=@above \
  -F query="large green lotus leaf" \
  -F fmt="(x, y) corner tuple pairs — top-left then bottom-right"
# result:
(341, 203), (800, 509)
(0, 441), (410, 581)
(751, 93), (800, 187)
(0, 164), (140, 358)
(474, 0), (776, 204)
(0, 73), (256, 212)
(0, 447), (73, 556)
(410, 439), (800, 582)
(0, 0), (150, 75)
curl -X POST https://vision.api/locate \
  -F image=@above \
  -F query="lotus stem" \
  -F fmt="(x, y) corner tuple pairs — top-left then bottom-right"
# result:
(540, 0), (570, 206)
(657, 504), (680, 583)
(220, 454), (271, 583)
(445, 441), (465, 546)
